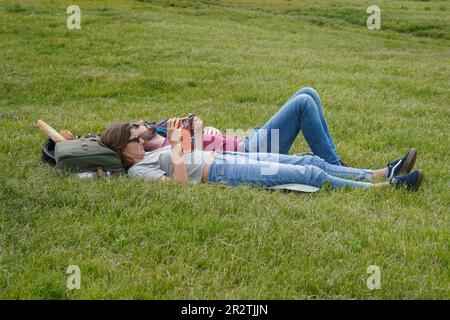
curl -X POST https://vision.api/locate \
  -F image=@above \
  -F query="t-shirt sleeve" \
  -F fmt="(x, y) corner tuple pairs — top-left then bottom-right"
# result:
(128, 164), (166, 180)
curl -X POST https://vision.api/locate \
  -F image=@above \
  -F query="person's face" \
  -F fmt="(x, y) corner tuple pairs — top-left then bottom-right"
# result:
(122, 128), (145, 161)
(134, 124), (167, 152)
(135, 124), (154, 140)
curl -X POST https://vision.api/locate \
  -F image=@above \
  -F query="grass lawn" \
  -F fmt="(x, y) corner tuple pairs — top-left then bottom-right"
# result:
(0, 0), (449, 299)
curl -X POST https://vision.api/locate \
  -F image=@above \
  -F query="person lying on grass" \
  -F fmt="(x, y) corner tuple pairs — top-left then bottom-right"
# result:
(134, 87), (351, 166)
(100, 118), (423, 192)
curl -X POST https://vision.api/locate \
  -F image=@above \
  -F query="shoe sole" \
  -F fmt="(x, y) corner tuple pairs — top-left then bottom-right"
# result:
(411, 170), (424, 191)
(399, 148), (417, 176)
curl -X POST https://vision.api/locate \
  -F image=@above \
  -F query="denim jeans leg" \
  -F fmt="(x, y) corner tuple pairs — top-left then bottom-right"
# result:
(285, 87), (338, 156)
(245, 87), (309, 155)
(208, 153), (372, 190)
(245, 89), (341, 165)
(245, 152), (371, 181)
(297, 87), (338, 155)
(325, 175), (372, 189)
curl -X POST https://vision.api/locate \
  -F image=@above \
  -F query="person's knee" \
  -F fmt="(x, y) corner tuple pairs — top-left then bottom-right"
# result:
(310, 155), (327, 169)
(303, 164), (327, 186)
(293, 94), (317, 115)
(299, 87), (318, 98)
(299, 154), (326, 169)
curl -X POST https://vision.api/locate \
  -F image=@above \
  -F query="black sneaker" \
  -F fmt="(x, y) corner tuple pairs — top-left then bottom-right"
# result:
(389, 170), (423, 191)
(387, 148), (417, 179)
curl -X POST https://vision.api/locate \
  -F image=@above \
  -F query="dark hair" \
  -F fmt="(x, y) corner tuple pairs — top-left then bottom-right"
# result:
(100, 122), (135, 169)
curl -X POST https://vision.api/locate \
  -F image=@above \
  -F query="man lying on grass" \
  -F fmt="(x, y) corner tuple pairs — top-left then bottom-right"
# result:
(134, 87), (352, 166)
(100, 118), (423, 192)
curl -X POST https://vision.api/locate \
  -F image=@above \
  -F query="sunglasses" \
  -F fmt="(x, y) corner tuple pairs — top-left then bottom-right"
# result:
(128, 135), (142, 144)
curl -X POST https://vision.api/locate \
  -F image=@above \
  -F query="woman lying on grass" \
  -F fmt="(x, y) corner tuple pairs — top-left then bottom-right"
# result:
(136, 87), (351, 166)
(100, 118), (423, 192)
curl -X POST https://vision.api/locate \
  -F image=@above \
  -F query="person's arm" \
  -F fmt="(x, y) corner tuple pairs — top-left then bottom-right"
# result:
(194, 117), (204, 151)
(167, 118), (189, 184)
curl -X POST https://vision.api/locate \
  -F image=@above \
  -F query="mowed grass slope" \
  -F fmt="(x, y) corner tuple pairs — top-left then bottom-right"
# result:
(0, 0), (449, 299)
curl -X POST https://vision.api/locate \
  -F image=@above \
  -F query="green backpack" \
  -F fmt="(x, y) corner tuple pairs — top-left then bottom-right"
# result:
(54, 137), (125, 174)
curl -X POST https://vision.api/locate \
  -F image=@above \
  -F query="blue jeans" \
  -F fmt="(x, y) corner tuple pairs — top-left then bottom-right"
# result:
(208, 152), (372, 190)
(244, 87), (341, 165)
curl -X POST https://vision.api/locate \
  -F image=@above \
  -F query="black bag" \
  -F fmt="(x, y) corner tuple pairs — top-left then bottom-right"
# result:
(41, 138), (57, 166)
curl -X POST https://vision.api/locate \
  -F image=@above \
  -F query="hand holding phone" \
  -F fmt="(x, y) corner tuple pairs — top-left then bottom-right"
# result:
(167, 118), (182, 146)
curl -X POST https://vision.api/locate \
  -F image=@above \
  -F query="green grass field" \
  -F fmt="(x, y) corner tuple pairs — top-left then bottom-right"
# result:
(0, 0), (449, 299)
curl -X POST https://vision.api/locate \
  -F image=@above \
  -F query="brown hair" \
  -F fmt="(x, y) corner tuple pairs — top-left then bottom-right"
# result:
(100, 122), (135, 169)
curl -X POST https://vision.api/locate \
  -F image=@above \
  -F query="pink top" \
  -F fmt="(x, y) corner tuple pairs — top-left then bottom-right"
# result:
(203, 134), (239, 152)
(158, 135), (240, 152)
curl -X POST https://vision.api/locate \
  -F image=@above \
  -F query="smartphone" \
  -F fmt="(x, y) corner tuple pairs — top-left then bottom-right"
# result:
(177, 114), (194, 153)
